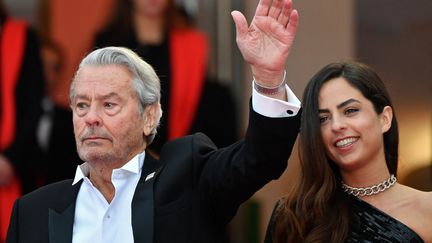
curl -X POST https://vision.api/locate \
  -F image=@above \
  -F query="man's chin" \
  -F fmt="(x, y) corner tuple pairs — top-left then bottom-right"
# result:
(78, 149), (113, 163)
(82, 140), (107, 146)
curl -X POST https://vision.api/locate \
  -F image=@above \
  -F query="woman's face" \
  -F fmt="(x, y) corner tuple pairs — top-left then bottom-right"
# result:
(132, 0), (169, 17)
(317, 77), (392, 173)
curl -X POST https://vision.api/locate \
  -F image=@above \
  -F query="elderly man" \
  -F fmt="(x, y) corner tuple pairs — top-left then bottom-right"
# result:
(7, 0), (301, 242)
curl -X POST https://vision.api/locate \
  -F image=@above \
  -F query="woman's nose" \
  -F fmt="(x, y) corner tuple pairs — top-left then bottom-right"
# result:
(331, 116), (347, 131)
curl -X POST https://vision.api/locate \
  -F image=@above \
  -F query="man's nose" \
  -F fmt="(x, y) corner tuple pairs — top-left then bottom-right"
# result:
(84, 105), (102, 126)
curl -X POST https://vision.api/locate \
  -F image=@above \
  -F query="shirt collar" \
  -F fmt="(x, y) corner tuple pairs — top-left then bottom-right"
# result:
(72, 151), (146, 185)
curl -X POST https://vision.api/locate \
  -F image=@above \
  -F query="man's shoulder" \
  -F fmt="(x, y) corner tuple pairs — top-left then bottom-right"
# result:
(158, 133), (219, 163)
(162, 133), (215, 149)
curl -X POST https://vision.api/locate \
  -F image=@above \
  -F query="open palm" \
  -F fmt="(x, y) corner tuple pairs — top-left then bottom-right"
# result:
(232, 0), (299, 84)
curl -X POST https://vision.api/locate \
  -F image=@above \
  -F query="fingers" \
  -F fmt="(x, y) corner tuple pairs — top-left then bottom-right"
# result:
(286, 9), (299, 34)
(231, 11), (248, 40)
(278, 0), (293, 28)
(255, 0), (271, 17)
(254, 0), (296, 29)
(268, 0), (284, 20)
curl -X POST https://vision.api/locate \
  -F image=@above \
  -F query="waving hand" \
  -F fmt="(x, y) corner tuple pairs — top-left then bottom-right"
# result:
(232, 0), (299, 87)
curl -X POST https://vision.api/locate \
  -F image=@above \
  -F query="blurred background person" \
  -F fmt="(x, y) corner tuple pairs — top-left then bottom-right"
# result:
(93, 0), (238, 155)
(35, 0), (81, 185)
(0, 0), (44, 241)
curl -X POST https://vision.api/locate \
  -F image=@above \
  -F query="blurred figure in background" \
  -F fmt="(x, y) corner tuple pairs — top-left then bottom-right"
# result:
(0, 0), (44, 241)
(36, 0), (82, 185)
(94, 0), (237, 154)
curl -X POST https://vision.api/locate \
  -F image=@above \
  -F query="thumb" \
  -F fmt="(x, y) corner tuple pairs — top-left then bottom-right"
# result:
(231, 11), (248, 41)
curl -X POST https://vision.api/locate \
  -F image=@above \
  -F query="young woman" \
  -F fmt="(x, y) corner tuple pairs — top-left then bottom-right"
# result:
(265, 61), (432, 242)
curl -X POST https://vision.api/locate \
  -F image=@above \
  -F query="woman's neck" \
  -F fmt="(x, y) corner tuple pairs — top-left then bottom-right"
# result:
(340, 156), (392, 189)
(133, 13), (165, 45)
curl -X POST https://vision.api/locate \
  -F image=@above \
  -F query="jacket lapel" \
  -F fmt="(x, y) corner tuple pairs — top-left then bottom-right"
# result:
(48, 181), (82, 243)
(132, 152), (163, 243)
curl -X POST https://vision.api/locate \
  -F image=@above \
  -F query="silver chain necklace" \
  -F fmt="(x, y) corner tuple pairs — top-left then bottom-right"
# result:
(341, 174), (397, 197)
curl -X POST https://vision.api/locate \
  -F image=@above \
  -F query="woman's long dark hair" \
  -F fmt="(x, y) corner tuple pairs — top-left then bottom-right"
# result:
(273, 61), (399, 242)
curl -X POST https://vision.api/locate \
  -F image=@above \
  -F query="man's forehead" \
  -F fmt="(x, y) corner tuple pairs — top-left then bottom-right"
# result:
(74, 91), (122, 100)
(72, 79), (135, 100)
(75, 65), (132, 86)
(75, 65), (132, 82)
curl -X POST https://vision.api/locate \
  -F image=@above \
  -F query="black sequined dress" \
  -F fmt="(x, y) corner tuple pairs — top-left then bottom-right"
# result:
(264, 197), (424, 242)
(347, 197), (424, 242)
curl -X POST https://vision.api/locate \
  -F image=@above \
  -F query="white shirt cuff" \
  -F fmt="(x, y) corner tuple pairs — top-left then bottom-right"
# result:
(252, 81), (301, 118)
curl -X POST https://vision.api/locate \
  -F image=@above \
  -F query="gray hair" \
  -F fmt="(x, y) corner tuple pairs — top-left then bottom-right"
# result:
(70, 46), (162, 144)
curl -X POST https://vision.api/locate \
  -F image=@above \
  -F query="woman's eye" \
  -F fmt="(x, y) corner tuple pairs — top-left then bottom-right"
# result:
(345, 108), (359, 115)
(319, 116), (328, 124)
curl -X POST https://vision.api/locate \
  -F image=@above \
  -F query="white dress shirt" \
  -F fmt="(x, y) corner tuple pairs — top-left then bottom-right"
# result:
(71, 82), (300, 242)
(72, 152), (145, 243)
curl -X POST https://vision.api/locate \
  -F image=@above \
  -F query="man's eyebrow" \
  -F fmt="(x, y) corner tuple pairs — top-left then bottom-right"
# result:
(73, 92), (122, 102)
(318, 98), (360, 113)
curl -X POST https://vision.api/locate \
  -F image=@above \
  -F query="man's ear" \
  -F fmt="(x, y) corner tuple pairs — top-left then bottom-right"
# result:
(381, 106), (393, 133)
(143, 103), (161, 136)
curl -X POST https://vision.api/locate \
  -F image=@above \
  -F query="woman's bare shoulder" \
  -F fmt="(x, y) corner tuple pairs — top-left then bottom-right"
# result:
(400, 185), (432, 205)
(417, 190), (432, 208)
(402, 185), (432, 241)
(417, 192), (432, 243)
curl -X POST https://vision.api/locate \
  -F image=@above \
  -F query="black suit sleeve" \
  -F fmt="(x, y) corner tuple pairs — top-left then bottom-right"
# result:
(193, 103), (301, 224)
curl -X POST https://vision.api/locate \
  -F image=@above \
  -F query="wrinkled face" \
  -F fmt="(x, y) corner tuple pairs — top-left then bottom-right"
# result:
(318, 77), (392, 173)
(71, 65), (146, 167)
(132, 0), (169, 17)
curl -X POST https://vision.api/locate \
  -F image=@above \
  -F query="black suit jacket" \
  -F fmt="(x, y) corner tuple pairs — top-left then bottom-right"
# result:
(6, 107), (301, 243)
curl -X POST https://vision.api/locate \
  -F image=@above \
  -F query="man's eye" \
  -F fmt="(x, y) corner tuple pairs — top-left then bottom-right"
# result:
(76, 103), (88, 109)
(104, 102), (116, 109)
